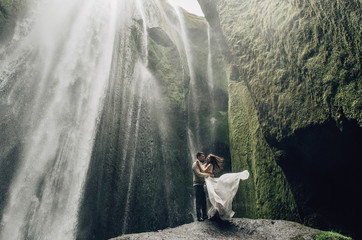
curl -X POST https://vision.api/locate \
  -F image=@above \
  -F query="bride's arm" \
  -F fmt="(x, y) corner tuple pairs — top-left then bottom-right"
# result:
(193, 162), (213, 178)
(197, 161), (213, 173)
(197, 160), (208, 172)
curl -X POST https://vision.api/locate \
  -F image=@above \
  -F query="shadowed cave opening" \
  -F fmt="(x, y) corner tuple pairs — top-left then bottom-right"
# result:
(274, 117), (362, 238)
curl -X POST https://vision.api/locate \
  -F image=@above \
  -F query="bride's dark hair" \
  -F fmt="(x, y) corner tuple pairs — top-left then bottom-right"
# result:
(209, 154), (224, 173)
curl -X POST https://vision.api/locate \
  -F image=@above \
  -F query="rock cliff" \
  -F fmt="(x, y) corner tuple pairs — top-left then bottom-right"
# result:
(1, 0), (360, 238)
(76, 3), (230, 240)
(198, 0), (361, 238)
(0, 1), (230, 239)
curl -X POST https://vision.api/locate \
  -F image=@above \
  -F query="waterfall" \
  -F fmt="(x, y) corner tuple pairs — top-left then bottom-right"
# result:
(207, 24), (215, 94)
(0, 0), (119, 239)
(75, 1), (191, 238)
(207, 23), (217, 143)
(0, 0), (228, 238)
(135, 0), (149, 65)
(169, 4), (202, 163)
(116, 10), (174, 230)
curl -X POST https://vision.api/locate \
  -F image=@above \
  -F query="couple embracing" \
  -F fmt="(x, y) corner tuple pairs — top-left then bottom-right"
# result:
(192, 152), (249, 222)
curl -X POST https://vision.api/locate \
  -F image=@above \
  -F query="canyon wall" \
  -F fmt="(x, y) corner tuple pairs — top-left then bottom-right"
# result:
(198, 0), (361, 237)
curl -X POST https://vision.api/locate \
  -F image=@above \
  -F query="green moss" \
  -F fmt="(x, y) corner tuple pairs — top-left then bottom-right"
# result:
(147, 26), (194, 219)
(214, 0), (361, 141)
(315, 231), (352, 240)
(200, 0), (362, 225)
(215, 111), (229, 146)
(228, 81), (299, 220)
(147, 35), (187, 111)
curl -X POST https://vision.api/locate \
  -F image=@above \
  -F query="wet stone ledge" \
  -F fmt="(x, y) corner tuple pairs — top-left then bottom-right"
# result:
(110, 218), (323, 240)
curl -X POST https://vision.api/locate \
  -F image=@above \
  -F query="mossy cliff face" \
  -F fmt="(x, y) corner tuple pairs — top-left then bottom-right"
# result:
(76, 3), (230, 240)
(198, 0), (362, 237)
(185, 10), (231, 163)
(0, 1), (230, 238)
(76, 19), (190, 240)
(228, 81), (299, 221)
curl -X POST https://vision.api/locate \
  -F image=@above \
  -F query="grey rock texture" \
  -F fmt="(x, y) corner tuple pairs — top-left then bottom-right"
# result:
(111, 218), (322, 240)
(197, 0), (362, 237)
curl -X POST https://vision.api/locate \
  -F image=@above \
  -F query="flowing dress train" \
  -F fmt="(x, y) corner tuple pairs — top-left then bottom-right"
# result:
(205, 170), (249, 220)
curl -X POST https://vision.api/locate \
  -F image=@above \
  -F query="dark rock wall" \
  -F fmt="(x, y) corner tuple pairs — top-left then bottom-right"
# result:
(1, 1), (231, 238)
(184, 10), (231, 167)
(198, 0), (361, 237)
(76, 19), (191, 239)
(76, 5), (230, 240)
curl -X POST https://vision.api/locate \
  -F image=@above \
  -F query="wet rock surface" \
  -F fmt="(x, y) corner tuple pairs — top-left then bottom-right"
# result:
(197, 0), (362, 237)
(111, 218), (321, 240)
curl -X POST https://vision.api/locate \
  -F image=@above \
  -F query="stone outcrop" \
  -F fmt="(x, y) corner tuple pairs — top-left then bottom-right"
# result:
(111, 218), (323, 240)
(198, 0), (361, 238)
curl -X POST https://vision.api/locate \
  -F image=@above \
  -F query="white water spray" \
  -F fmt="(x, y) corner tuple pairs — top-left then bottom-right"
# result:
(169, 4), (202, 163)
(0, 0), (119, 239)
(0, 0), (219, 237)
(207, 23), (217, 142)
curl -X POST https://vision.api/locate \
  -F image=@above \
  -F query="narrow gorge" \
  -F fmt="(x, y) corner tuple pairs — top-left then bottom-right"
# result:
(0, 0), (360, 239)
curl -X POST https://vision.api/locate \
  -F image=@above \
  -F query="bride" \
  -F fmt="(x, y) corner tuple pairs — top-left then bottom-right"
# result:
(197, 154), (249, 220)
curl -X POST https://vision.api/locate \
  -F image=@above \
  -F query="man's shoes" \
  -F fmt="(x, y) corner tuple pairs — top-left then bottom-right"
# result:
(197, 217), (204, 221)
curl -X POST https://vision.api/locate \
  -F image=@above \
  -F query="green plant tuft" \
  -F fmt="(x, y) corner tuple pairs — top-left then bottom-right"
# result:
(315, 231), (352, 240)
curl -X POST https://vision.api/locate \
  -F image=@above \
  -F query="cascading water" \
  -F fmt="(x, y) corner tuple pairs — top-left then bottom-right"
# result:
(76, 1), (196, 239)
(169, 4), (222, 161)
(135, 0), (149, 65)
(0, 0), (119, 239)
(207, 24), (215, 95)
(0, 0), (229, 239)
(207, 23), (217, 144)
(169, 4), (202, 162)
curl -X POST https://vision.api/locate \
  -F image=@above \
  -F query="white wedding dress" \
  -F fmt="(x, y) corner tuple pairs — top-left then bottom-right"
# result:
(205, 170), (249, 220)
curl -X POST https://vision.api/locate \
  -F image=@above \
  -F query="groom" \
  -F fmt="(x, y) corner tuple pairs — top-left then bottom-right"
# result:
(192, 152), (213, 221)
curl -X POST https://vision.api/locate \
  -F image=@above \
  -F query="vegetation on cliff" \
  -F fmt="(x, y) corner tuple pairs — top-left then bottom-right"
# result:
(228, 81), (299, 221)
(316, 231), (352, 240)
(198, 0), (361, 238)
(1, 0), (360, 238)
(76, 5), (231, 239)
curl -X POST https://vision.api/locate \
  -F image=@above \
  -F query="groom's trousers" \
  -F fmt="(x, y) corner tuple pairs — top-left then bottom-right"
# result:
(194, 185), (207, 219)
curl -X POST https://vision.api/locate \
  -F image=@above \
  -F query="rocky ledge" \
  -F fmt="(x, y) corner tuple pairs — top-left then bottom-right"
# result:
(110, 218), (323, 240)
